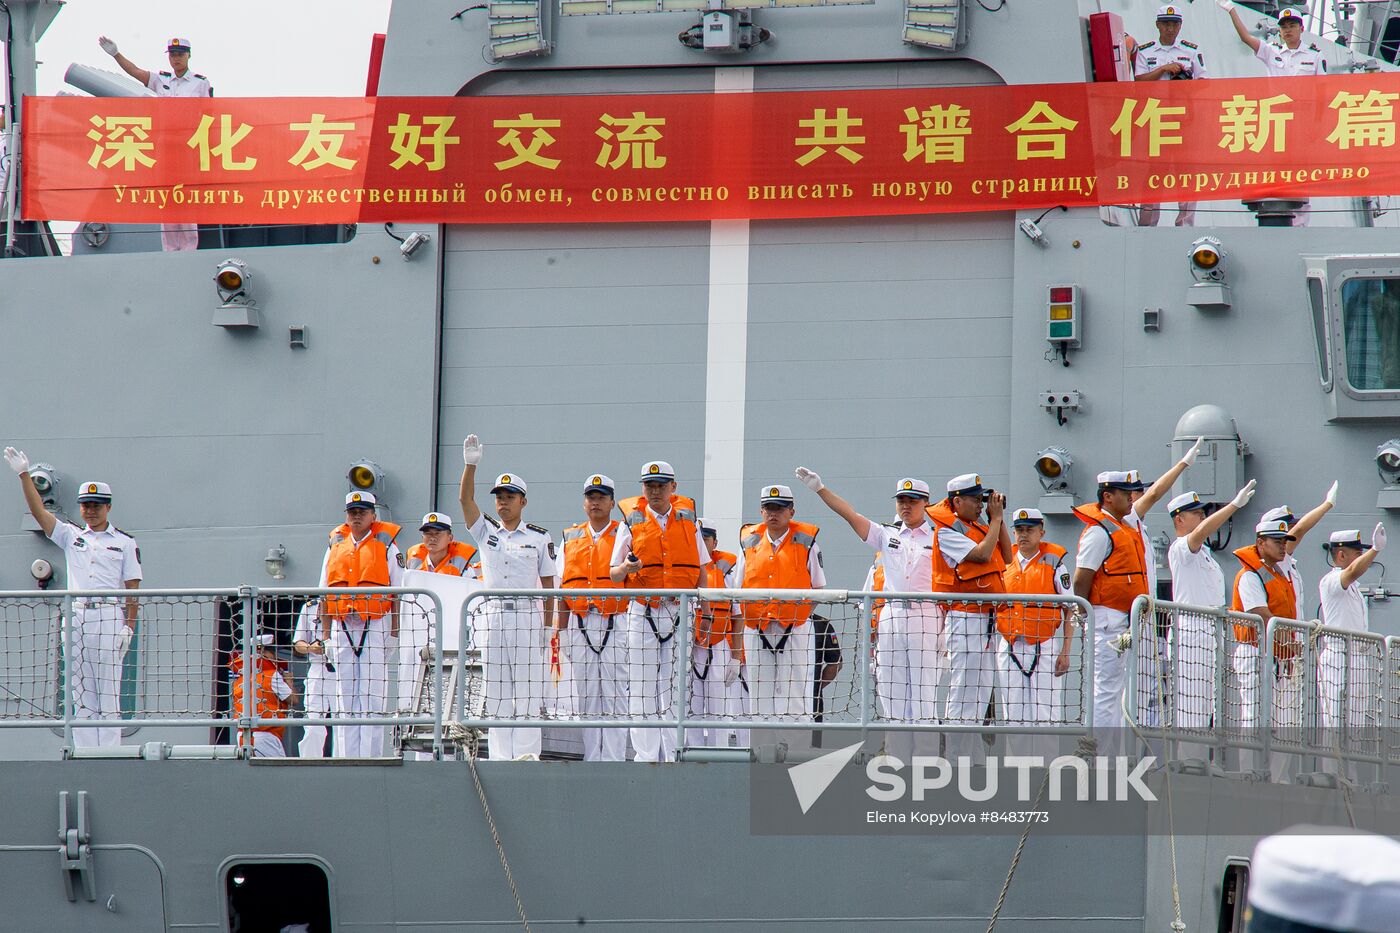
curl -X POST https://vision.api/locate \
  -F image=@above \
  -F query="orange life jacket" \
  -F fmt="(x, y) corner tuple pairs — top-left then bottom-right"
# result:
(926, 500), (1006, 613)
(739, 522), (819, 629)
(230, 653), (290, 740)
(1070, 503), (1147, 612)
(999, 542), (1069, 644)
(561, 520), (629, 618)
(406, 540), (478, 576)
(618, 495), (702, 601)
(324, 521), (402, 620)
(1231, 545), (1300, 659)
(696, 550), (736, 648)
(871, 556), (886, 632)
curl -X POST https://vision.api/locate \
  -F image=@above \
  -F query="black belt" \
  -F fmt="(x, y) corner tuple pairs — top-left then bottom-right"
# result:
(644, 604), (675, 644)
(1006, 638), (1041, 678)
(758, 628), (791, 653)
(577, 612), (617, 654)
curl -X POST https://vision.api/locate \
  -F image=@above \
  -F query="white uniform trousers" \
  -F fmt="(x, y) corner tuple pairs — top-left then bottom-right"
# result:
(688, 639), (740, 747)
(160, 223), (199, 251)
(482, 603), (545, 760)
(1317, 640), (1377, 777)
(249, 730), (287, 758)
(1233, 642), (1302, 781)
(565, 610), (628, 761)
(69, 605), (126, 747)
(298, 660), (333, 759)
(744, 621), (813, 721)
(625, 600), (681, 762)
(943, 609), (997, 765)
(876, 603), (943, 762)
(725, 660), (751, 749)
(996, 636), (1055, 760)
(1091, 606), (1129, 759)
(1138, 202), (1196, 227)
(332, 612), (391, 758)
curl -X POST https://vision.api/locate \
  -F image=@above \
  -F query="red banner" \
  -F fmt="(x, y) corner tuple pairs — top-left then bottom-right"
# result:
(21, 75), (1400, 225)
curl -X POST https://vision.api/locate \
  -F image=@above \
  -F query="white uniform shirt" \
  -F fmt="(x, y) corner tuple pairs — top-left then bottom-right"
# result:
(1134, 39), (1208, 80)
(1236, 566), (1273, 616)
(469, 514), (555, 588)
(48, 521), (142, 590)
(1168, 535), (1225, 607)
(863, 519), (935, 592)
(1318, 567), (1368, 633)
(733, 527), (827, 588)
(1281, 553), (1305, 616)
(1076, 525), (1110, 572)
(147, 70), (213, 97)
(1128, 512), (1159, 592)
(1255, 41), (1326, 76)
(316, 531), (405, 587)
(608, 505), (711, 571)
(1016, 548), (1073, 595)
(293, 602), (330, 668)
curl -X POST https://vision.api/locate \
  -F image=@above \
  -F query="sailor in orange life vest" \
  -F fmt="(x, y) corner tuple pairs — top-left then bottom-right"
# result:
(554, 474), (630, 762)
(318, 490), (403, 758)
(609, 460), (709, 762)
(688, 521), (743, 748)
(735, 484), (826, 721)
(1071, 472), (1149, 759)
(1259, 483), (1338, 617)
(797, 468), (941, 761)
(1316, 526), (1385, 780)
(459, 435), (557, 762)
(1231, 518), (1305, 780)
(231, 631), (297, 757)
(929, 474), (1013, 766)
(1163, 481), (1255, 763)
(996, 508), (1072, 758)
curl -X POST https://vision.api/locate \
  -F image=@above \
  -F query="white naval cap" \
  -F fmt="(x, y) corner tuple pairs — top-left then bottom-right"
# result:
(490, 473), (527, 495)
(1262, 505), (1296, 525)
(759, 484), (795, 505)
(76, 481), (112, 503)
(583, 474), (615, 495)
(345, 490), (377, 510)
(1155, 3), (1183, 20)
(1277, 7), (1304, 24)
(946, 473), (984, 497)
(256, 632), (275, 646)
(1256, 518), (1296, 539)
(1327, 529), (1370, 550)
(893, 477), (931, 500)
(1096, 471), (1140, 491)
(640, 460), (675, 483)
(1010, 507), (1044, 526)
(419, 511), (453, 532)
(1167, 491), (1207, 516)
(1247, 826), (1400, 933)
(699, 518), (717, 537)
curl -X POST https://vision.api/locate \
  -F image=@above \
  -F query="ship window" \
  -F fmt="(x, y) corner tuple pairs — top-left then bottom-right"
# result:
(224, 860), (332, 933)
(1307, 277), (1331, 389)
(1217, 858), (1250, 933)
(1340, 277), (1400, 391)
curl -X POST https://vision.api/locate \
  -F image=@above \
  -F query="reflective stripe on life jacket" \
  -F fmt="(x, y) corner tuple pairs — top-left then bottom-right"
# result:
(739, 522), (819, 629)
(405, 540), (478, 576)
(999, 542), (1068, 644)
(927, 499), (1006, 614)
(230, 654), (291, 740)
(1231, 544), (1299, 659)
(561, 520), (629, 617)
(1071, 503), (1147, 612)
(696, 550), (736, 647)
(325, 521), (402, 619)
(618, 495), (701, 600)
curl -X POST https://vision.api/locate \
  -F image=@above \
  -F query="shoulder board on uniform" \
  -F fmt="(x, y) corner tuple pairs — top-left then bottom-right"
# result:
(109, 525), (137, 541)
(1308, 43), (1320, 51)
(483, 515), (500, 528)
(527, 523), (550, 535)
(1181, 40), (1197, 49)
(159, 70), (172, 77)
(882, 521), (900, 529)
(1137, 41), (1157, 50)
(194, 73), (208, 80)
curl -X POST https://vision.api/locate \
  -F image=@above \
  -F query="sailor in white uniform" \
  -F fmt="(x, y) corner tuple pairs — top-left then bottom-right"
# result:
(292, 599), (334, 758)
(1134, 5), (1207, 228)
(1317, 526), (1384, 778)
(6, 449), (142, 747)
(797, 468), (941, 761)
(459, 436), (557, 761)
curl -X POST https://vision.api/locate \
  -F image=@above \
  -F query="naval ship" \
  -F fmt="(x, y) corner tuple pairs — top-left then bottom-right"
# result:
(4, 0), (1400, 928)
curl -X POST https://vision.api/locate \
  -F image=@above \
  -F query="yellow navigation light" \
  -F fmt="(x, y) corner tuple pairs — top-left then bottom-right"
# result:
(1035, 456), (1063, 479)
(213, 258), (251, 302)
(347, 459), (385, 500)
(216, 266), (244, 292)
(1034, 446), (1073, 494)
(349, 466), (376, 489)
(1049, 305), (1073, 321)
(1191, 246), (1220, 271)
(1045, 284), (1081, 350)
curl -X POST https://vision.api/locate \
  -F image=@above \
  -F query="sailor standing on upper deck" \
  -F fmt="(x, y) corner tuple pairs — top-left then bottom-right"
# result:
(1134, 5), (1207, 228)
(98, 35), (211, 252)
(459, 435), (557, 761)
(6, 448), (142, 747)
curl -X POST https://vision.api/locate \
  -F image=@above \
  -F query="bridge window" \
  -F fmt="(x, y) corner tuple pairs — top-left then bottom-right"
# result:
(1340, 277), (1400, 391)
(1307, 276), (1331, 390)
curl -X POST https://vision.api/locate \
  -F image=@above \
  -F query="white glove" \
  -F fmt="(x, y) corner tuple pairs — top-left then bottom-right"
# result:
(462, 434), (482, 466)
(98, 36), (119, 56)
(723, 655), (739, 687)
(794, 467), (823, 493)
(1231, 478), (1258, 510)
(3, 447), (30, 474)
(1373, 523), (1387, 553)
(1214, 0), (1233, 10)
(119, 626), (133, 656)
(1181, 435), (1205, 467)
(1325, 481), (1339, 508)
(1110, 630), (1133, 655)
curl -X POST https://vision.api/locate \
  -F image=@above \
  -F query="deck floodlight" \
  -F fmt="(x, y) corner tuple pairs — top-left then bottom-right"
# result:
(1187, 236), (1232, 310)
(1378, 439), (1400, 508)
(348, 459), (385, 495)
(212, 258), (259, 329)
(1034, 446), (1074, 514)
(20, 463), (59, 532)
(904, 0), (964, 50)
(487, 0), (550, 59)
